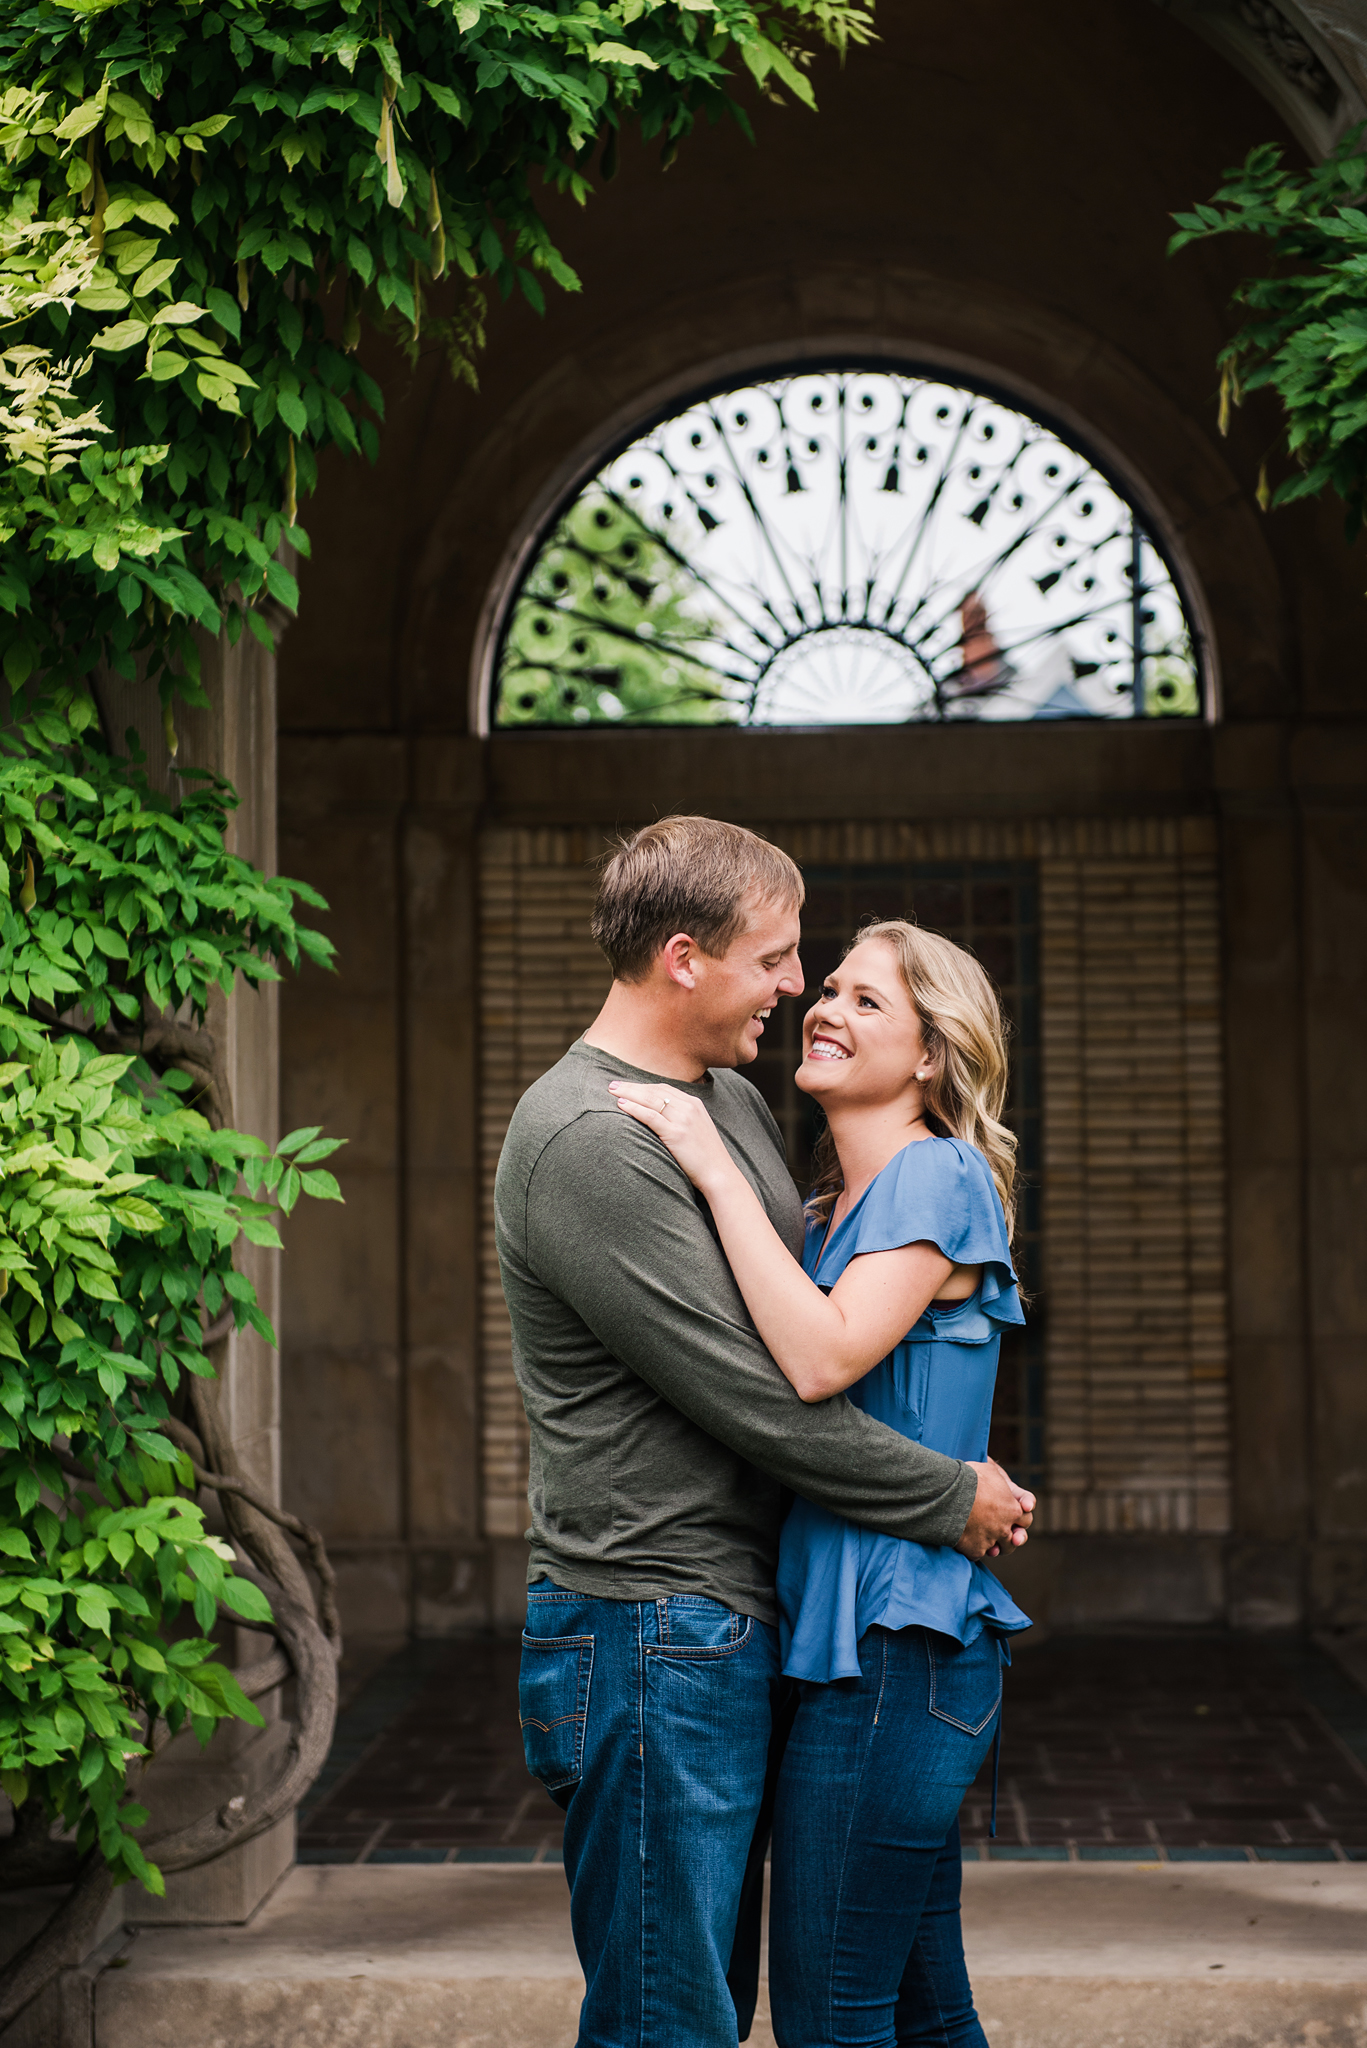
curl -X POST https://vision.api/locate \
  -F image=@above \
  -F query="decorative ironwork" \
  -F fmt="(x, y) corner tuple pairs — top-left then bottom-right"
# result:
(494, 367), (1202, 728)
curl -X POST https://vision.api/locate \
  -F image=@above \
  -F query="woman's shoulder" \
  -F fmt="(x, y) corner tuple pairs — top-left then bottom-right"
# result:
(878, 1133), (986, 1197)
(855, 1133), (1011, 1262)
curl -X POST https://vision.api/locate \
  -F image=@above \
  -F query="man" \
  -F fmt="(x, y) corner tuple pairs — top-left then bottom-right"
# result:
(495, 816), (1033, 2048)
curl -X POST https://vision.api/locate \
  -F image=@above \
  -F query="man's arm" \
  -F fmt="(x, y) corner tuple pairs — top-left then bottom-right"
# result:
(525, 1112), (1027, 1555)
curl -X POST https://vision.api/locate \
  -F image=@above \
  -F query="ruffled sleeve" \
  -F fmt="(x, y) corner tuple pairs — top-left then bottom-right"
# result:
(837, 1136), (1024, 1327)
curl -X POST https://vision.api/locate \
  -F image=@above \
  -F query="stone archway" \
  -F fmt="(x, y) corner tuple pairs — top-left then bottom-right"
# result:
(277, 0), (1367, 1640)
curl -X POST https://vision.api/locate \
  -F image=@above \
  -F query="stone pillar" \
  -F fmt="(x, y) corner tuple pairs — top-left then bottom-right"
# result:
(277, 736), (407, 1635)
(93, 634), (294, 1923)
(1298, 724), (1367, 1631)
(1217, 724), (1311, 1631)
(401, 738), (489, 1630)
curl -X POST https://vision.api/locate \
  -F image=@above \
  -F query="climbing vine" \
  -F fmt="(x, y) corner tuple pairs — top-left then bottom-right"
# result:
(0, 686), (343, 1903)
(1171, 121), (1367, 534)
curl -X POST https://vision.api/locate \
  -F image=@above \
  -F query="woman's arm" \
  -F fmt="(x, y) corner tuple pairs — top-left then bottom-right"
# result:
(610, 1083), (954, 1401)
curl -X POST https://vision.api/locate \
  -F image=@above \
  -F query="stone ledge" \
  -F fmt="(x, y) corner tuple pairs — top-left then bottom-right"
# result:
(88, 1862), (1367, 2048)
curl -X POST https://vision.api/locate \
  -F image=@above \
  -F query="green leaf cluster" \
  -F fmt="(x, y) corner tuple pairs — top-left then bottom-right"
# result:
(1170, 122), (1367, 533)
(1, 687), (333, 1025)
(0, 1490), (268, 1894)
(0, 0), (873, 706)
(0, 1010), (343, 1889)
(0, 698), (343, 1893)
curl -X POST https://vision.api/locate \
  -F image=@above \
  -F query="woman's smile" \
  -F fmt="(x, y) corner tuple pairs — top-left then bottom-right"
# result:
(808, 1033), (852, 1062)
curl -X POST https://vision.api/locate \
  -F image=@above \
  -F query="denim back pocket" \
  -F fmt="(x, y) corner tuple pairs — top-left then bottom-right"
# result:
(927, 1630), (1004, 1737)
(519, 1632), (594, 1792)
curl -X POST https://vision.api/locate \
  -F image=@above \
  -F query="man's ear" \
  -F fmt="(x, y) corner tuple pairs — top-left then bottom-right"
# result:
(661, 932), (699, 990)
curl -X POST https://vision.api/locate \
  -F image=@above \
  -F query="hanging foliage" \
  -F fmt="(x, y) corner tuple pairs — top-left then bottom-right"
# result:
(0, 0), (874, 717)
(1170, 122), (1367, 534)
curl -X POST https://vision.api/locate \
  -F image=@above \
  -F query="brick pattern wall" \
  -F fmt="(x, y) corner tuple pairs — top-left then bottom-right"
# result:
(1036, 823), (1228, 1534)
(479, 829), (612, 1537)
(477, 815), (1227, 1542)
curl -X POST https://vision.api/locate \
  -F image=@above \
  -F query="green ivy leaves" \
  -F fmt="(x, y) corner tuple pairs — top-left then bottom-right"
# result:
(1171, 123), (1367, 535)
(0, 709), (344, 1892)
(0, 0), (873, 708)
(1, 692), (334, 1027)
(0, 1493), (270, 1891)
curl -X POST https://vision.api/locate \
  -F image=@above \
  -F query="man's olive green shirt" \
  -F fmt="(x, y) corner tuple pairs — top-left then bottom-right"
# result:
(494, 1038), (977, 1626)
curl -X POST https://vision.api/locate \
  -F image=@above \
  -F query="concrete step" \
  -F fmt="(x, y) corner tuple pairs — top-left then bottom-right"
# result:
(97, 1862), (1367, 2048)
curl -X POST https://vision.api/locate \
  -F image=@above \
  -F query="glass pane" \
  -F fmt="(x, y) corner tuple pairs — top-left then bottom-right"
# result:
(494, 367), (1201, 728)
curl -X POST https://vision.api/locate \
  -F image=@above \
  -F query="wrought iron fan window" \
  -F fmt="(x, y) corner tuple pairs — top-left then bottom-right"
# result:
(493, 366), (1201, 728)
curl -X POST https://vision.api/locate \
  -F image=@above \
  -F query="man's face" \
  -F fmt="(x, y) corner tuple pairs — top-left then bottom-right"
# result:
(685, 895), (804, 1070)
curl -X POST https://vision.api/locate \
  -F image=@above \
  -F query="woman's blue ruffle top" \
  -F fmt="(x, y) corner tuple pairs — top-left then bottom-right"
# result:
(778, 1133), (1032, 1682)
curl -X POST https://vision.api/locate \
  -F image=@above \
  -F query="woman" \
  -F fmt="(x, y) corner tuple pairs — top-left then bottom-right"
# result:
(610, 919), (1030, 2048)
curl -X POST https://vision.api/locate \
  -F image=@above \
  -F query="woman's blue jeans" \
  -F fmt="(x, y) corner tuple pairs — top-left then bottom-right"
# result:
(769, 1625), (1004, 2048)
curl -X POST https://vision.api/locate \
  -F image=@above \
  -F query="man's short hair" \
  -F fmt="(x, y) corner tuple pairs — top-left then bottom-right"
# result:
(592, 817), (804, 983)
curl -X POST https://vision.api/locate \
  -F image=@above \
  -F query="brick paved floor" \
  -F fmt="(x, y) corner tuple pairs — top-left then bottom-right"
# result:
(296, 1633), (1367, 1866)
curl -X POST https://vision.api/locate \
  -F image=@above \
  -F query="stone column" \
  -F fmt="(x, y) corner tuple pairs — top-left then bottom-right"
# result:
(93, 633), (294, 1922)
(1216, 724), (1311, 1630)
(401, 737), (490, 1630)
(1298, 723), (1367, 1630)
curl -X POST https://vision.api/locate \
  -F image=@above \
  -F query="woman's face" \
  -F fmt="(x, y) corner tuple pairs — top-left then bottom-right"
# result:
(795, 937), (928, 1110)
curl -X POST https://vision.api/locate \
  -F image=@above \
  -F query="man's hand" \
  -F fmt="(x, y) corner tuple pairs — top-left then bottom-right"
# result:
(955, 1459), (1035, 1560)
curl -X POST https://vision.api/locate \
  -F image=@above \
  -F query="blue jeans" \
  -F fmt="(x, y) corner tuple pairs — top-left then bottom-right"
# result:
(520, 1582), (782, 2048)
(769, 1625), (1005, 2048)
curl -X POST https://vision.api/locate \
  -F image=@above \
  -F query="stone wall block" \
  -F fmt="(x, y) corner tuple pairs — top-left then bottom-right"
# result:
(1226, 1540), (1306, 1632)
(407, 1348), (479, 1545)
(992, 1534), (1225, 1631)
(412, 1546), (492, 1635)
(401, 787), (483, 1569)
(1308, 1538), (1367, 1632)
(279, 1164), (400, 1351)
(1227, 1166), (1305, 1341)
(1310, 1336), (1367, 1540)
(325, 1548), (412, 1639)
(131, 1722), (295, 1926)
(280, 1346), (402, 1538)
(1227, 1335), (1312, 1547)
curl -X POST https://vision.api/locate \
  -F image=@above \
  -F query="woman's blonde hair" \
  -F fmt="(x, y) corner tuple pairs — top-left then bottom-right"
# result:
(806, 919), (1018, 1239)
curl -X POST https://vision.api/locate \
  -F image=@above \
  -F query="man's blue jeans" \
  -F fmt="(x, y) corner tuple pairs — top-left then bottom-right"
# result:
(769, 1625), (1005, 2048)
(520, 1582), (782, 2048)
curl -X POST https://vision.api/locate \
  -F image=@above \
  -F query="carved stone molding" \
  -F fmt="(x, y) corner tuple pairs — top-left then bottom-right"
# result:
(1240, 0), (1341, 110)
(1153, 0), (1366, 156)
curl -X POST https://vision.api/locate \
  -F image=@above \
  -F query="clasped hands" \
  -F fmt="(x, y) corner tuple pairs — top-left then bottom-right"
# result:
(958, 1458), (1035, 1561)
